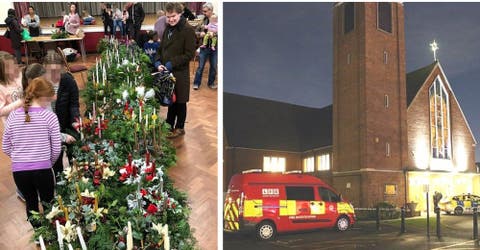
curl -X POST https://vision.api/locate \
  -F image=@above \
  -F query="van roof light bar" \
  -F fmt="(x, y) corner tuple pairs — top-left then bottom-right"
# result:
(241, 169), (263, 174)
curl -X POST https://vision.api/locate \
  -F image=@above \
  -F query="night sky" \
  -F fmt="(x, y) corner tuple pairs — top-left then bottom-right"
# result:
(224, 2), (480, 162)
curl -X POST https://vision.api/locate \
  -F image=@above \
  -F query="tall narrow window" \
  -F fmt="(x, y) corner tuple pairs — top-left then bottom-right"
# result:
(384, 94), (389, 108)
(303, 157), (315, 172)
(263, 156), (286, 172)
(344, 3), (354, 34)
(378, 2), (392, 33)
(384, 50), (388, 64)
(386, 142), (390, 157)
(317, 153), (331, 171)
(429, 77), (451, 159)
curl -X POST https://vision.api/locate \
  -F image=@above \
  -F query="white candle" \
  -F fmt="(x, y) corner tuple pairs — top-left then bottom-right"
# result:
(103, 64), (106, 86)
(93, 102), (96, 119)
(96, 58), (99, 84)
(102, 113), (105, 121)
(145, 114), (148, 129)
(68, 244), (74, 250)
(88, 112), (92, 120)
(76, 227), (87, 250)
(56, 220), (64, 250)
(139, 104), (142, 123)
(127, 221), (133, 250)
(103, 97), (106, 104)
(163, 224), (170, 250)
(79, 117), (84, 140)
(128, 75), (131, 88)
(98, 117), (101, 138)
(39, 235), (46, 250)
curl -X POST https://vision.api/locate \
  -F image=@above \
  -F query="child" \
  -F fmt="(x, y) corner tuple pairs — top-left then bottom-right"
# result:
(2, 77), (61, 226)
(200, 14), (218, 51)
(143, 30), (160, 65)
(0, 52), (23, 125)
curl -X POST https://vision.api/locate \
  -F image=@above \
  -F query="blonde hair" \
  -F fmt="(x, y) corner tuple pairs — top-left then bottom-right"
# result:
(0, 51), (15, 86)
(23, 77), (55, 122)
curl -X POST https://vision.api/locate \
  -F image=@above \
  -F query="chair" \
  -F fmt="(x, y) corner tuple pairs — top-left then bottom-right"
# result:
(56, 47), (87, 86)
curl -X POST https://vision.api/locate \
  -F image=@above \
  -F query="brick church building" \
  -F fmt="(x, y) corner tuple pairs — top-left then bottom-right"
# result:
(224, 2), (478, 210)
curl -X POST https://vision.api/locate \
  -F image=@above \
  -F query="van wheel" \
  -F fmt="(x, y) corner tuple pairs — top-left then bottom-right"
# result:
(336, 216), (350, 231)
(454, 207), (463, 215)
(256, 221), (276, 240)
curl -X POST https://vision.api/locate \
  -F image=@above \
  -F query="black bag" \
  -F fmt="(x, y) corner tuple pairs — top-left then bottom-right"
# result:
(152, 71), (176, 106)
(4, 29), (10, 39)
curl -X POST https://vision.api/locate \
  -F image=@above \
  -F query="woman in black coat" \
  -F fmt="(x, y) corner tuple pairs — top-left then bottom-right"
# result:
(4, 9), (23, 64)
(154, 2), (195, 138)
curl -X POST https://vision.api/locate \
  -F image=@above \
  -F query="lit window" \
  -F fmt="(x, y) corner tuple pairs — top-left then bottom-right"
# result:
(303, 157), (315, 172)
(317, 153), (331, 171)
(384, 184), (397, 195)
(386, 142), (390, 157)
(263, 156), (286, 172)
(378, 2), (392, 33)
(429, 77), (451, 159)
(344, 3), (354, 34)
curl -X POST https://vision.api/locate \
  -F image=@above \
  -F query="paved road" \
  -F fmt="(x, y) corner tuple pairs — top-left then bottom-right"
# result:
(223, 214), (480, 249)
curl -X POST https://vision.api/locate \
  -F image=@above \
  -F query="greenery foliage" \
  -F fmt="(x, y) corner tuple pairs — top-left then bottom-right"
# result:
(31, 38), (197, 249)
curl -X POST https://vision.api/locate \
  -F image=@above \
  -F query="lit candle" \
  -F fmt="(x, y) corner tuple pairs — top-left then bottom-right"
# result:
(56, 220), (64, 250)
(39, 235), (46, 250)
(127, 221), (133, 250)
(76, 227), (87, 250)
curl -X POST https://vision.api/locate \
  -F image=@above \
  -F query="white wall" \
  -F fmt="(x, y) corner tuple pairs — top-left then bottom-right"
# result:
(0, 1), (14, 25)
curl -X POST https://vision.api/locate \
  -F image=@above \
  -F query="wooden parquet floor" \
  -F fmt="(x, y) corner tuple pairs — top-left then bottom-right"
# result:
(0, 55), (217, 250)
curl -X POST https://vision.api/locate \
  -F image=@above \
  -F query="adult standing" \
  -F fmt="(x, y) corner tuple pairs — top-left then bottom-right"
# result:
(23, 6), (40, 37)
(181, 3), (196, 21)
(126, 2), (145, 44)
(113, 4), (124, 39)
(4, 9), (24, 65)
(2, 77), (61, 226)
(154, 2), (195, 138)
(101, 3), (114, 37)
(43, 51), (79, 178)
(153, 10), (167, 41)
(192, 2), (217, 90)
(64, 3), (81, 36)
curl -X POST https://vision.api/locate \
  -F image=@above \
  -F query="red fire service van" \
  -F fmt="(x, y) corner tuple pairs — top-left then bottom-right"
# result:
(224, 170), (356, 240)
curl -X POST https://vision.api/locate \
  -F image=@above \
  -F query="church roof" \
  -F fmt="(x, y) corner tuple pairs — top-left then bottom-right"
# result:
(406, 61), (437, 106)
(224, 92), (332, 152)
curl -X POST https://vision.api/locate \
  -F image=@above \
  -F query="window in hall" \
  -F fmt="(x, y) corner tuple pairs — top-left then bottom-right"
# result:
(429, 77), (451, 159)
(263, 156), (286, 172)
(303, 157), (315, 172)
(384, 94), (389, 108)
(344, 3), (354, 34)
(378, 2), (392, 33)
(317, 153), (331, 171)
(384, 184), (397, 195)
(386, 142), (390, 157)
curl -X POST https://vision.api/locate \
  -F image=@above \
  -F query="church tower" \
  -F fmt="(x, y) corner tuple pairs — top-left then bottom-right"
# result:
(332, 2), (408, 207)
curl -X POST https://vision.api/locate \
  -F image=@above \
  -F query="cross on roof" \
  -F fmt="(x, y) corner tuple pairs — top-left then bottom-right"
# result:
(430, 40), (439, 61)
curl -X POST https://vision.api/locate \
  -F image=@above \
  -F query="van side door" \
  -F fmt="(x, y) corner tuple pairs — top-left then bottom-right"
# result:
(281, 186), (318, 230)
(318, 187), (342, 227)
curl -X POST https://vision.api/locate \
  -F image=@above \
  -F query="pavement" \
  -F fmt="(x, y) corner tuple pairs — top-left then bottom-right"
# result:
(223, 214), (480, 249)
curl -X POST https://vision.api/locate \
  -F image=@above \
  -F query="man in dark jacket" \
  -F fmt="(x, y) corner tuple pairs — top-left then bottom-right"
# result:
(5, 9), (23, 64)
(126, 2), (145, 44)
(154, 2), (195, 138)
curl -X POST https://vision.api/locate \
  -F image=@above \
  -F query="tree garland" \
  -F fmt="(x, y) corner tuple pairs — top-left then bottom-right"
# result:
(31, 38), (197, 250)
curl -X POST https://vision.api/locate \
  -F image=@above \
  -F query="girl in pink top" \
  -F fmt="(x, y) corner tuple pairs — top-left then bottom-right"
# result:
(64, 3), (81, 35)
(0, 52), (23, 126)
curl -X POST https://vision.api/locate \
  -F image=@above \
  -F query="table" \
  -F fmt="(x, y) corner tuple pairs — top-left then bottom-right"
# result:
(22, 35), (86, 64)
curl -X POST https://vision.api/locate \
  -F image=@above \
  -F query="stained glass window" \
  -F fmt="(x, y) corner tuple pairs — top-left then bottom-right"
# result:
(429, 77), (451, 159)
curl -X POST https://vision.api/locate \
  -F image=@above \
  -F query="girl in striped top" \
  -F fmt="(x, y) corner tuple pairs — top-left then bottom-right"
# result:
(2, 77), (61, 225)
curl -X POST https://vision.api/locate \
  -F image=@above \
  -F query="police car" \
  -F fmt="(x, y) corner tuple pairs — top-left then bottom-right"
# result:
(439, 194), (480, 215)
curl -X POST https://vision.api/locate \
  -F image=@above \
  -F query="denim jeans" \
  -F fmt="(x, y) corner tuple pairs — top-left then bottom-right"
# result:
(193, 47), (217, 87)
(114, 19), (124, 36)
